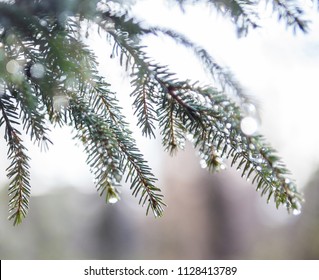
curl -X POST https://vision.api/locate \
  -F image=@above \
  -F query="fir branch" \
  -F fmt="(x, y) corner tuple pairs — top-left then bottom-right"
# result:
(148, 27), (255, 107)
(163, 83), (302, 212)
(64, 21), (303, 214)
(0, 0), (308, 224)
(209, 0), (260, 35)
(87, 80), (166, 217)
(175, 0), (259, 35)
(158, 93), (187, 155)
(100, 8), (148, 36)
(0, 95), (31, 225)
(68, 93), (124, 203)
(66, 58), (165, 216)
(130, 70), (158, 138)
(271, 0), (310, 32)
(5, 78), (52, 150)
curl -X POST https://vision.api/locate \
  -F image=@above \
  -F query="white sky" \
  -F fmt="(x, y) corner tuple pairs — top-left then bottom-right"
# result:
(1, 0), (319, 196)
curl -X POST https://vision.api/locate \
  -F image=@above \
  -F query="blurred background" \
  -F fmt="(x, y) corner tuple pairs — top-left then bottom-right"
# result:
(1, 0), (319, 259)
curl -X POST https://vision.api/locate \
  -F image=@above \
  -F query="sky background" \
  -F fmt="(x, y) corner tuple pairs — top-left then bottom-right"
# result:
(1, 0), (319, 198)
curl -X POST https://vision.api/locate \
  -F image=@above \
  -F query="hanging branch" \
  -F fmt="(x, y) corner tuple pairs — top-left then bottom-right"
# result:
(0, 0), (310, 224)
(272, 0), (310, 32)
(98, 28), (302, 213)
(0, 95), (31, 225)
(147, 27), (256, 108)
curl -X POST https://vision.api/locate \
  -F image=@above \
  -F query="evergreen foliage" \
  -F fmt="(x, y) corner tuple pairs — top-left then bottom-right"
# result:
(0, 0), (310, 224)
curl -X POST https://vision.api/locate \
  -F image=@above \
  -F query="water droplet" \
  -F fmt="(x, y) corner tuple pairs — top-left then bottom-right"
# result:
(200, 159), (207, 169)
(114, 173), (122, 182)
(249, 143), (256, 150)
(152, 208), (160, 218)
(39, 19), (47, 26)
(186, 133), (194, 143)
(213, 105), (219, 111)
(106, 186), (120, 204)
(6, 60), (21, 74)
(226, 123), (232, 129)
(30, 63), (45, 79)
(293, 208), (301, 216)
(220, 164), (226, 170)
(256, 166), (262, 171)
(107, 196), (119, 204)
(243, 103), (257, 115)
(240, 116), (259, 136)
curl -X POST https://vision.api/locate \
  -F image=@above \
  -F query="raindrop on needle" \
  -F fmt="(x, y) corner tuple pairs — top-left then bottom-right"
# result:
(240, 116), (259, 136)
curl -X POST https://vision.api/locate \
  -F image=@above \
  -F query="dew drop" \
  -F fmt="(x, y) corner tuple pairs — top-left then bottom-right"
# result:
(106, 187), (120, 204)
(220, 164), (226, 170)
(242, 103), (257, 115)
(240, 116), (259, 136)
(213, 105), (219, 111)
(249, 143), (256, 150)
(39, 19), (48, 26)
(200, 159), (207, 169)
(153, 209), (159, 218)
(114, 173), (122, 183)
(6, 59), (21, 74)
(108, 196), (119, 204)
(292, 201), (302, 215)
(293, 208), (301, 216)
(186, 133), (194, 143)
(30, 63), (45, 79)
